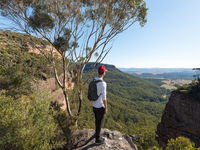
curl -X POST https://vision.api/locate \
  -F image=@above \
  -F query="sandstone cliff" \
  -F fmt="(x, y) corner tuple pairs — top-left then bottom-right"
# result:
(156, 82), (200, 147)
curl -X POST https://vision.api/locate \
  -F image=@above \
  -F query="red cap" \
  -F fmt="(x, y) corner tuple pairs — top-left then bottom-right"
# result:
(98, 65), (108, 73)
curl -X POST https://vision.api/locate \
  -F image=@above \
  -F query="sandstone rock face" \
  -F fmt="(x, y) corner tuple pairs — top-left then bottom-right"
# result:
(156, 91), (200, 147)
(32, 76), (74, 111)
(73, 129), (138, 150)
(28, 44), (61, 57)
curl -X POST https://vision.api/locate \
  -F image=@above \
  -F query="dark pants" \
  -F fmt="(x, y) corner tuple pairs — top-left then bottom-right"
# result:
(93, 107), (105, 140)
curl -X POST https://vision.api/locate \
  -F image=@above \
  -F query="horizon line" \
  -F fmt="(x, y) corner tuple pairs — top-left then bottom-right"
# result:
(117, 67), (195, 69)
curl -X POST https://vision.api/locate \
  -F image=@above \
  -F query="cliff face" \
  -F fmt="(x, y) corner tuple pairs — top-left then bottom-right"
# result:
(156, 89), (200, 147)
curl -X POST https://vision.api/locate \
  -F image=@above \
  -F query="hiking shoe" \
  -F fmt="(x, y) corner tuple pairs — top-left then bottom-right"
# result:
(95, 138), (105, 144)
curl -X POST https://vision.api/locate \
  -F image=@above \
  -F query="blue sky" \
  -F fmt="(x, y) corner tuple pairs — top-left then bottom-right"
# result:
(103, 0), (200, 68)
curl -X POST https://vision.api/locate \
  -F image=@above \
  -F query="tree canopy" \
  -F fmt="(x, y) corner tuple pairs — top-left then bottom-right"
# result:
(0, 0), (147, 64)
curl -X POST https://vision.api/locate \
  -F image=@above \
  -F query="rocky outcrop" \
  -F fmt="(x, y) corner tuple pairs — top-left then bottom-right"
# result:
(156, 90), (200, 147)
(28, 44), (61, 57)
(32, 76), (74, 111)
(73, 129), (138, 150)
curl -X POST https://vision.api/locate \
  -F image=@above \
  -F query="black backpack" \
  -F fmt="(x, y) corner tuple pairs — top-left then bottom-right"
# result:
(88, 79), (102, 101)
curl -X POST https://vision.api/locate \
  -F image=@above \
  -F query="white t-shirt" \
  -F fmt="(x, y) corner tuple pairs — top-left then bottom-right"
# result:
(92, 77), (107, 108)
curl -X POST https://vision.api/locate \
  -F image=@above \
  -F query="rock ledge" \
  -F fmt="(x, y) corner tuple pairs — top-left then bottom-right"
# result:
(73, 128), (137, 150)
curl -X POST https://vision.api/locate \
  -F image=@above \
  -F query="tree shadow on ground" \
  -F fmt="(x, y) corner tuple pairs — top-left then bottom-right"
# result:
(80, 143), (99, 150)
(73, 134), (100, 150)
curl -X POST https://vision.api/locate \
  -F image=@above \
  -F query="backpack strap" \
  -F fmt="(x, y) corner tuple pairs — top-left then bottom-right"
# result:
(94, 79), (103, 97)
(94, 80), (103, 83)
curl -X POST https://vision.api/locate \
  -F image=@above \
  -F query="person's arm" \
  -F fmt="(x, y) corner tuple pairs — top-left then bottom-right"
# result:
(102, 82), (107, 113)
(103, 100), (107, 114)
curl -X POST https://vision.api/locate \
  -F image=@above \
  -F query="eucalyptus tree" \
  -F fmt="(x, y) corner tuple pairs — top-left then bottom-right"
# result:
(0, 0), (147, 120)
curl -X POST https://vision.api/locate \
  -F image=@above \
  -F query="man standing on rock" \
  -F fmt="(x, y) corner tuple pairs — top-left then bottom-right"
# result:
(92, 65), (108, 144)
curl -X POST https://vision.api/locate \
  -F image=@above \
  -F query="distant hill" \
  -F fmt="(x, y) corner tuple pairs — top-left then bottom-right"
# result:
(120, 68), (194, 74)
(138, 72), (194, 80)
(120, 68), (195, 80)
(85, 63), (167, 102)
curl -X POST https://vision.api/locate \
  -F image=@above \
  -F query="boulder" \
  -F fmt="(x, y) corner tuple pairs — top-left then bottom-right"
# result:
(73, 129), (138, 150)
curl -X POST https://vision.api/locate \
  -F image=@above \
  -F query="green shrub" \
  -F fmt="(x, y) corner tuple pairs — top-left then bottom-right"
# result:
(166, 136), (195, 150)
(134, 126), (159, 150)
(0, 90), (65, 150)
(177, 81), (200, 99)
